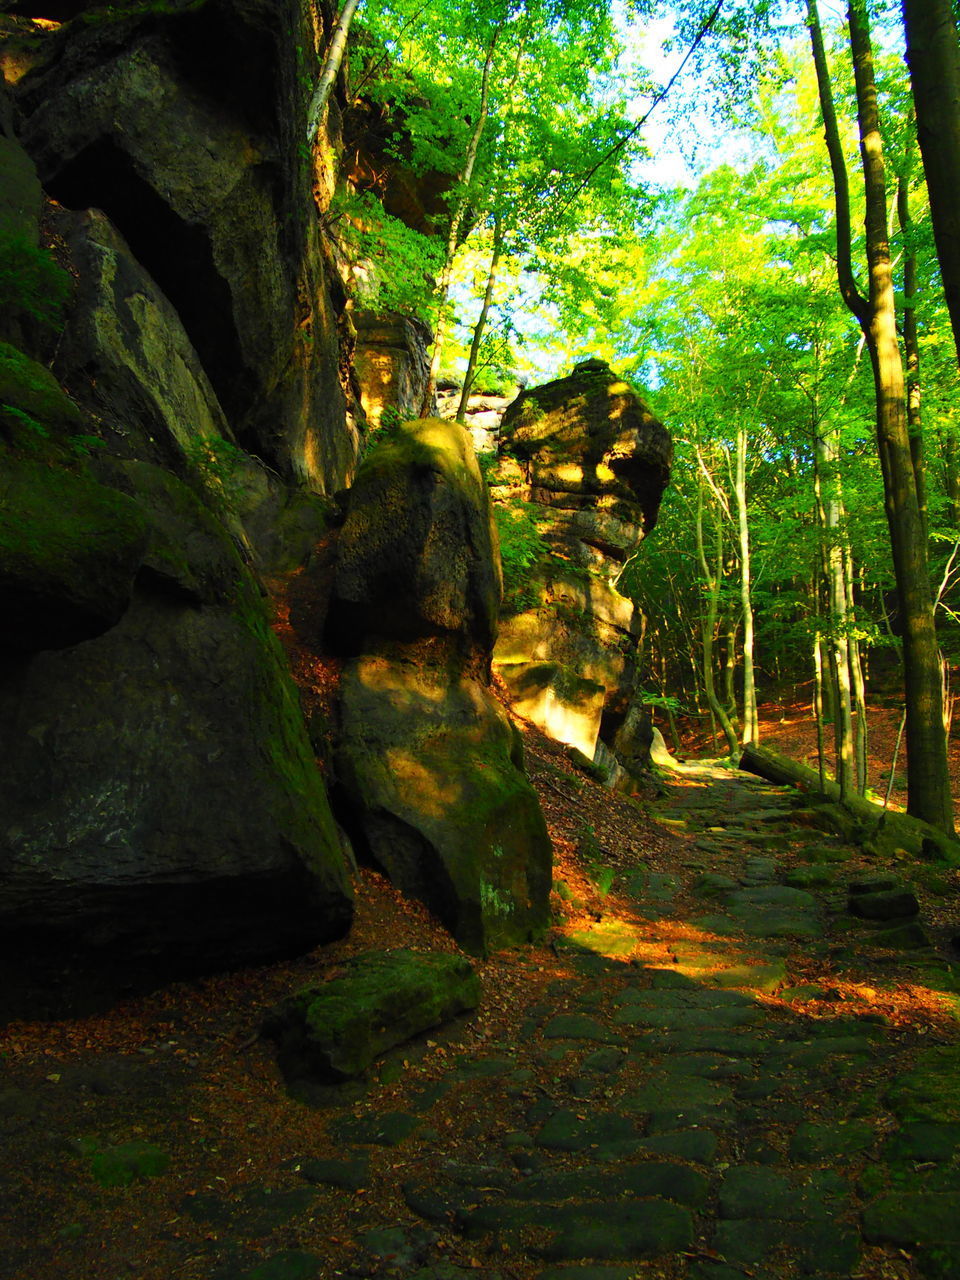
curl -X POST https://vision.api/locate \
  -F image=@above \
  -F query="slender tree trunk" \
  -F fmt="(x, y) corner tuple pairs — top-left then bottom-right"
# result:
(696, 482), (740, 760)
(722, 620), (738, 720)
(814, 429), (856, 800)
(902, 0), (960, 367)
(843, 539), (869, 793)
(814, 606), (827, 792)
(897, 165), (929, 543)
(421, 29), (499, 416)
(456, 213), (504, 422)
(808, 0), (954, 832)
(734, 421), (758, 743)
(307, 0), (363, 147)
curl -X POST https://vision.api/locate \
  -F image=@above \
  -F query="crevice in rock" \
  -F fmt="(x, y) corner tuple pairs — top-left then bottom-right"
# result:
(43, 137), (252, 423)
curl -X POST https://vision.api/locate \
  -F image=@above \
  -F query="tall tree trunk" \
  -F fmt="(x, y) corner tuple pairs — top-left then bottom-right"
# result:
(695, 482), (740, 760)
(849, 0), (953, 832)
(722, 620), (738, 720)
(902, 0), (960, 368)
(843, 538), (869, 793)
(808, 0), (955, 832)
(456, 213), (504, 422)
(306, 0), (363, 147)
(421, 29), (499, 416)
(734, 422), (759, 743)
(897, 164), (929, 543)
(814, 428), (856, 801)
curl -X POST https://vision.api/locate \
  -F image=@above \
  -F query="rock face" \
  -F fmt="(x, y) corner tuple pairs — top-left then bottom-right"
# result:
(0, 4), (359, 1016)
(352, 310), (432, 429)
(491, 360), (672, 768)
(11, 0), (361, 489)
(328, 419), (553, 953)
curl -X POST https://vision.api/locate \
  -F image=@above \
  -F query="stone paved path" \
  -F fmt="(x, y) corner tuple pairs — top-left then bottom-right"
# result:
(287, 764), (959, 1280)
(9, 763), (959, 1280)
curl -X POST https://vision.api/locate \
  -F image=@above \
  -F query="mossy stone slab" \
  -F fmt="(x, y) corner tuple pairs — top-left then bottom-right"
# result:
(789, 1121), (876, 1161)
(885, 1048), (960, 1124)
(542, 1014), (622, 1044)
(264, 949), (479, 1082)
(863, 1193), (960, 1246)
(533, 1199), (694, 1261)
(237, 1255), (323, 1280)
(884, 1123), (960, 1163)
(505, 1162), (709, 1208)
(535, 1109), (639, 1151)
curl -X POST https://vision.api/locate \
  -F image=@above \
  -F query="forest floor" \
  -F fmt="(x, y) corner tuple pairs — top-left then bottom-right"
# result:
(2, 701), (960, 1280)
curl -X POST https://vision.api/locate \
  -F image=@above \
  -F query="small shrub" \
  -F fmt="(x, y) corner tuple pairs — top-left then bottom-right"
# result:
(493, 496), (549, 613)
(183, 435), (249, 512)
(0, 230), (71, 331)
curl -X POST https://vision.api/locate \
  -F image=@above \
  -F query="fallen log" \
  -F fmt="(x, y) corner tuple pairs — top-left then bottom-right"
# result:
(738, 743), (959, 862)
(738, 743), (838, 796)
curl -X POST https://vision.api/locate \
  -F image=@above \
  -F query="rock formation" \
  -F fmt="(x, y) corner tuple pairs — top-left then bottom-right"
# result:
(490, 359), (672, 774)
(327, 419), (553, 954)
(0, 2), (362, 1015)
(0, 2), (555, 1012)
(352, 310), (432, 429)
(327, 417), (552, 952)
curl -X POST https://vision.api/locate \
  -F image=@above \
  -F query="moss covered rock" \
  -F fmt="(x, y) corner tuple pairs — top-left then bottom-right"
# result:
(0, 452), (148, 650)
(0, 462), (352, 1016)
(264, 949), (480, 1081)
(328, 418), (501, 655)
(336, 656), (552, 954)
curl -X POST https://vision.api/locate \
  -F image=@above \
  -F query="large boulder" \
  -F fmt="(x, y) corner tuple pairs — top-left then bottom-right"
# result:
(0, 460), (354, 1018)
(9, 0), (361, 490)
(336, 656), (551, 953)
(328, 417), (501, 656)
(327, 419), (552, 954)
(491, 360), (672, 766)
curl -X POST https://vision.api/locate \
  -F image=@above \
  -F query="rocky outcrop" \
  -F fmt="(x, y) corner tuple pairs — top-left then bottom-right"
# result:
(10, 0), (361, 490)
(0, 13), (357, 1016)
(352, 309), (432, 429)
(327, 419), (552, 954)
(0, 445), (354, 1017)
(491, 359), (672, 769)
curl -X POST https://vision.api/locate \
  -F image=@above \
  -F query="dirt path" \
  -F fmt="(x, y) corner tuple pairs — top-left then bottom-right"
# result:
(2, 751), (960, 1280)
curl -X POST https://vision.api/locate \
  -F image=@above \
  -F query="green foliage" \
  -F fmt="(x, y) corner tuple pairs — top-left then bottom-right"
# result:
(327, 190), (444, 318)
(0, 230), (71, 331)
(183, 435), (249, 513)
(493, 495), (549, 611)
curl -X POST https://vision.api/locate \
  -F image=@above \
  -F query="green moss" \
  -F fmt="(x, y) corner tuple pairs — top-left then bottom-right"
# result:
(885, 1049), (960, 1124)
(0, 342), (83, 446)
(0, 455), (149, 642)
(0, 233), (71, 331)
(89, 1141), (169, 1188)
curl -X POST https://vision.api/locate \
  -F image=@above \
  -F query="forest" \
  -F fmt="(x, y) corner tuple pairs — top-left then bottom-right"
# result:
(318, 0), (960, 835)
(3, 1), (960, 1278)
